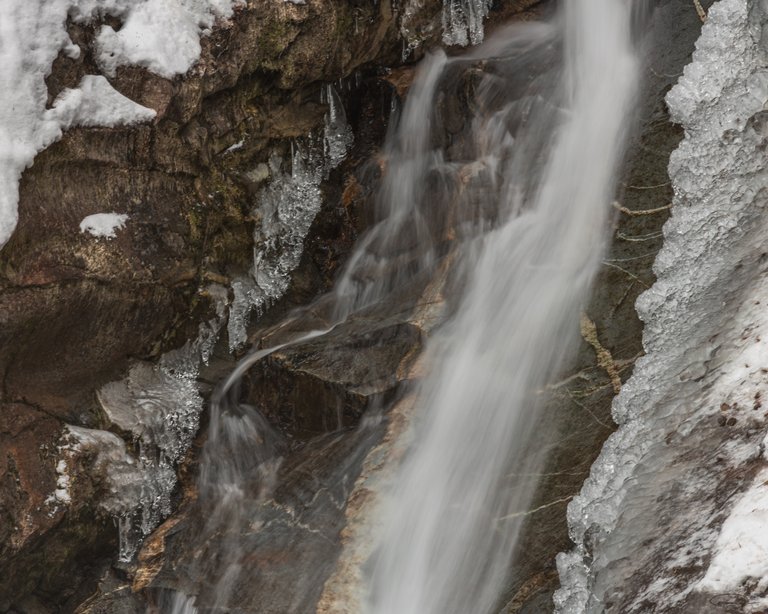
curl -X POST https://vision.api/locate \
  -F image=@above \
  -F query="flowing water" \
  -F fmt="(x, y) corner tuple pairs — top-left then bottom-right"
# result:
(364, 3), (638, 613)
(163, 1), (640, 611)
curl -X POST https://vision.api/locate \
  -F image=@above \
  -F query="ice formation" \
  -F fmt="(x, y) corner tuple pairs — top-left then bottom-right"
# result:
(0, 0), (241, 248)
(65, 286), (228, 561)
(79, 212), (129, 239)
(400, 0), (491, 65)
(226, 85), (353, 351)
(441, 0), (492, 46)
(555, 0), (768, 611)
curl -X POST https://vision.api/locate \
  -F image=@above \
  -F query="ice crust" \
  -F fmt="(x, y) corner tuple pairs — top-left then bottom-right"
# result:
(398, 0), (491, 59)
(227, 85), (353, 351)
(441, 0), (492, 47)
(0, 0), (239, 248)
(555, 0), (768, 611)
(64, 286), (228, 561)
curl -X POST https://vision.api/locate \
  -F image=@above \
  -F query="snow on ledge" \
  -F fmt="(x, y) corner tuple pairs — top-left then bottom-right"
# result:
(93, 0), (242, 79)
(51, 75), (157, 128)
(0, 0), (243, 249)
(80, 213), (129, 239)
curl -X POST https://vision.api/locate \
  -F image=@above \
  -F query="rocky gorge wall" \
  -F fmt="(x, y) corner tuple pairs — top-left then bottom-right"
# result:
(0, 1), (724, 613)
(0, 0), (543, 611)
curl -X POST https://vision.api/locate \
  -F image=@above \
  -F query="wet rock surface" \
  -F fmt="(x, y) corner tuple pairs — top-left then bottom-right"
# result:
(0, 0), (440, 608)
(0, 0), (706, 612)
(243, 318), (423, 439)
(134, 4), (694, 611)
(132, 279), (439, 613)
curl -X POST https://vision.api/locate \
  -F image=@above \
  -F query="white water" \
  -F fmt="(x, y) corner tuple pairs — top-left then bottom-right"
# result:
(164, 1), (640, 611)
(364, 2), (639, 613)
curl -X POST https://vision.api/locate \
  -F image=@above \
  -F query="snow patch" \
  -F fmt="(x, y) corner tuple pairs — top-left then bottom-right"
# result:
(698, 468), (768, 592)
(44, 458), (72, 510)
(51, 75), (156, 128)
(80, 212), (129, 239)
(0, 0), (240, 249)
(93, 0), (240, 79)
(224, 138), (245, 153)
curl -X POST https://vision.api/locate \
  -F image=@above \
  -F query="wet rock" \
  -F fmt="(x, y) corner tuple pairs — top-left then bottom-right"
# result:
(146, 424), (387, 614)
(74, 569), (145, 614)
(0, 408), (118, 611)
(243, 318), (423, 439)
(0, 0), (544, 609)
(0, 403), (63, 563)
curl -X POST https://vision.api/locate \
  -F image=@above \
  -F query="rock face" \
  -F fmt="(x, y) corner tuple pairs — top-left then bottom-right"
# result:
(0, 0), (544, 611)
(126, 4), (699, 612)
(0, 2), (406, 611)
(0, 0), (709, 612)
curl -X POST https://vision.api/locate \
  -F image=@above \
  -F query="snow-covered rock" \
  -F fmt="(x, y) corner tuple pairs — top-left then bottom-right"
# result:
(0, 0), (241, 248)
(79, 212), (129, 239)
(556, 1), (768, 611)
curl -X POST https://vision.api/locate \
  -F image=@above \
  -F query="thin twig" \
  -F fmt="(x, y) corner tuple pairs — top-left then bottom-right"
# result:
(497, 496), (574, 521)
(567, 391), (614, 429)
(605, 251), (659, 263)
(616, 230), (664, 243)
(612, 201), (672, 216)
(602, 261), (650, 289)
(623, 181), (671, 190)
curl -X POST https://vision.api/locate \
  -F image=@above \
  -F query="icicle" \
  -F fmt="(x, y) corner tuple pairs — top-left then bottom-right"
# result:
(226, 97), (353, 350)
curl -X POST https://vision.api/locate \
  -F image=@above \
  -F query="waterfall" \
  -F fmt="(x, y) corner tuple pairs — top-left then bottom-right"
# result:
(163, 1), (640, 611)
(363, 2), (639, 613)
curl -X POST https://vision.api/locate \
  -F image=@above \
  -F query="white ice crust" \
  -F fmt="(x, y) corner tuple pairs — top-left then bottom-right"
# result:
(0, 0), (240, 248)
(226, 84), (353, 350)
(95, 285), (228, 561)
(555, 0), (768, 611)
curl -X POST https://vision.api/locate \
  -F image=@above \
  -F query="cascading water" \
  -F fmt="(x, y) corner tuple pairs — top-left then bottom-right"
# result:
(160, 1), (641, 611)
(363, 3), (638, 613)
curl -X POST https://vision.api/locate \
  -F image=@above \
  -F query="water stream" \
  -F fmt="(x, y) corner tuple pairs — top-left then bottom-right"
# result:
(163, 1), (640, 611)
(364, 3), (638, 613)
